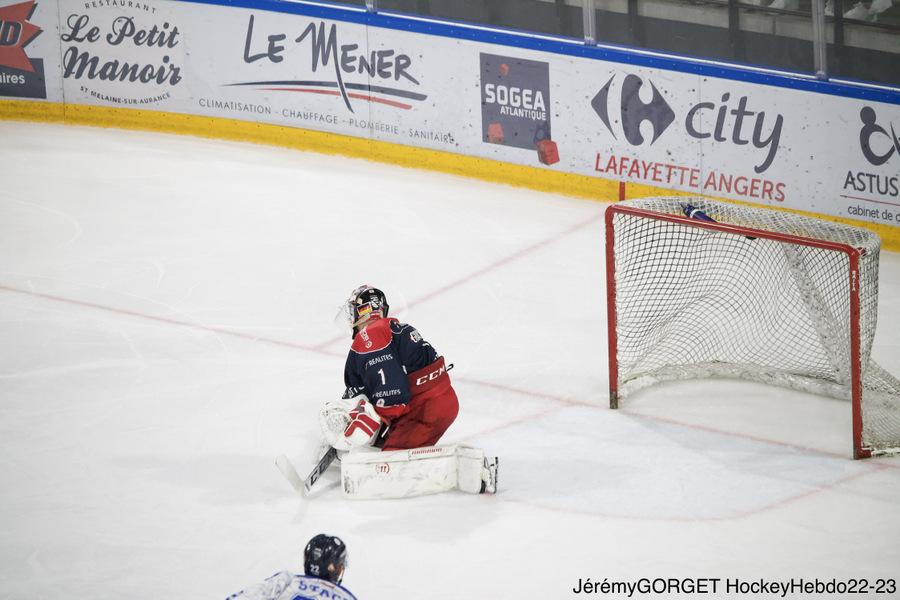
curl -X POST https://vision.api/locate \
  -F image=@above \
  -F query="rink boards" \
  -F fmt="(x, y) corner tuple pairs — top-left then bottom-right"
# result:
(1, 0), (899, 246)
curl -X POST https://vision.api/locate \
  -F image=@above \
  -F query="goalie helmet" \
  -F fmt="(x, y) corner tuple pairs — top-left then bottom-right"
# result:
(345, 285), (389, 331)
(304, 533), (347, 584)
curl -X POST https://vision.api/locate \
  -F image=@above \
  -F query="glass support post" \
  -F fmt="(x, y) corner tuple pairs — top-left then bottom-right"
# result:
(811, 0), (828, 79)
(583, 0), (597, 46)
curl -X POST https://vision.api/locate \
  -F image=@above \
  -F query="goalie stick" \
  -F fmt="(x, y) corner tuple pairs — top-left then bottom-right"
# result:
(275, 415), (392, 495)
(275, 447), (338, 496)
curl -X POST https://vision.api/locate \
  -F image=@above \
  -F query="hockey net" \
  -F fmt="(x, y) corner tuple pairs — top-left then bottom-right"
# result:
(606, 197), (900, 458)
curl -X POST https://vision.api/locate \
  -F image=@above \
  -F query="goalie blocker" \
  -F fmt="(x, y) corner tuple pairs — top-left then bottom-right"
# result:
(341, 445), (499, 499)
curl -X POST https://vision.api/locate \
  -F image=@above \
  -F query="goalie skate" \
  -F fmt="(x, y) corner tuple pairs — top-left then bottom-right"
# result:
(481, 456), (499, 494)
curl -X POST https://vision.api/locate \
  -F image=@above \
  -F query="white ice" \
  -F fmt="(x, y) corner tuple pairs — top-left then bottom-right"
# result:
(1, 121), (899, 599)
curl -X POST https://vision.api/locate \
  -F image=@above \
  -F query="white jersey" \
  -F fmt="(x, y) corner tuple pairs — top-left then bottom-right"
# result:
(227, 571), (357, 600)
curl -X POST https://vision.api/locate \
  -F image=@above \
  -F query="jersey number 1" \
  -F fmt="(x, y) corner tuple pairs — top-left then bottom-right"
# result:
(377, 368), (386, 385)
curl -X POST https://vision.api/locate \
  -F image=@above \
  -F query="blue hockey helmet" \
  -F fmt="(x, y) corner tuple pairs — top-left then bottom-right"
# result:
(304, 534), (347, 584)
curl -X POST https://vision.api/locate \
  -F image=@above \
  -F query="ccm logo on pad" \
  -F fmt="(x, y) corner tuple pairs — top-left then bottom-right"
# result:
(415, 364), (446, 386)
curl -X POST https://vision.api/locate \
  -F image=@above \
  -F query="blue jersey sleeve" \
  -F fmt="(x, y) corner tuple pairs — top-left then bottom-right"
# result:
(390, 321), (438, 373)
(343, 354), (364, 393)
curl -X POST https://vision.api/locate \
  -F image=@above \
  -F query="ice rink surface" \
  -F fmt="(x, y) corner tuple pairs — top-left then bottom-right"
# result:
(1, 121), (899, 599)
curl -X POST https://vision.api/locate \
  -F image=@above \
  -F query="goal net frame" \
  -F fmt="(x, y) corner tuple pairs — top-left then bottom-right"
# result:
(605, 199), (898, 459)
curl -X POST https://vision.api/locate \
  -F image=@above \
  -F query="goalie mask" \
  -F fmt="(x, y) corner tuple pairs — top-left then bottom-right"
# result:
(304, 534), (347, 584)
(339, 285), (389, 334)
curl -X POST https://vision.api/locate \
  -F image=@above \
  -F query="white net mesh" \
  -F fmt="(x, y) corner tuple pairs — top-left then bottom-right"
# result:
(609, 197), (900, 456)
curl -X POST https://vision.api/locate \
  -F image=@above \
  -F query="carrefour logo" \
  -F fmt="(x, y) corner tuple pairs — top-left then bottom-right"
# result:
(592, 73), (784, 174)
(593, 74), (674, 146)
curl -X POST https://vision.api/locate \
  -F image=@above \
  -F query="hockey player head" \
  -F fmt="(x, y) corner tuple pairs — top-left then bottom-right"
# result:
(304, 534), (347, 584)
(346, 284), (389, 333)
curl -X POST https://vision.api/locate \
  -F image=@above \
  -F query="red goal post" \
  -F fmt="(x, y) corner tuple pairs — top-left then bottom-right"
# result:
(605, 198), (900, 459)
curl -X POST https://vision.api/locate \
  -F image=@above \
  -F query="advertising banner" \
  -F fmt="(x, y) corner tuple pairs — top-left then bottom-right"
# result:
(57, 0), (186, 108)
(0, 0), (61, 102)
(842, 104), (900, 225)
(3, 0), (898, 231)
(570, 63), (900, 226)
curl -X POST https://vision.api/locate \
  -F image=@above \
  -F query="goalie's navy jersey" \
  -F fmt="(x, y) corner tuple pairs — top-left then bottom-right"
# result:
(344, 317), (439, 413)
(227, 572), (357, 600)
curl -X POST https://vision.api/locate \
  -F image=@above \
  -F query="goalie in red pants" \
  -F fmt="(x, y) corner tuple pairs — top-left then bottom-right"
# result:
(339, 284), (458, 450)
(319, 285), (497, 498)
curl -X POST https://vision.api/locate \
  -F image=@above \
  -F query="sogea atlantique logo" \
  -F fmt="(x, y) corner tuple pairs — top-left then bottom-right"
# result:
(479, 53), (558, 165)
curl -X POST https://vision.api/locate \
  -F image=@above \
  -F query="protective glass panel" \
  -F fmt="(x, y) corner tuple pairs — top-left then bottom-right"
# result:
(590, 0), (815, 73)
(376, 0), (585, 38)
(827, 3), (900, 86)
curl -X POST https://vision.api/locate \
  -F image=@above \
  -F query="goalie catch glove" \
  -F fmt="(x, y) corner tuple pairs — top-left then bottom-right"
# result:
(343, 396), (383, 447)
(319, 396), (355, 452)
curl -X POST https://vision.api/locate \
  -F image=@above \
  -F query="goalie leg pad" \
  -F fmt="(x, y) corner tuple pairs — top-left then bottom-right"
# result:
(340, 445), (499, 499)
(341, 446), (458, 499)
(457, 446), (499, 494)
(457, 446), (486, 494)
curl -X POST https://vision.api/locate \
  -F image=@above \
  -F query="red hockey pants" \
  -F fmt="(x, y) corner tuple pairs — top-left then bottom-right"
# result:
(382, 385), (459, 451)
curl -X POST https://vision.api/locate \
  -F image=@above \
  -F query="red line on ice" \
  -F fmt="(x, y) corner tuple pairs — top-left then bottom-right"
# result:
(4, 198), (897, 475)
(453, 375), (900, 472)
(0, 284), (330, 355)
(498, 462), (884, 522)
(312, 212), (603, 351)
(3, 282), (896, 471)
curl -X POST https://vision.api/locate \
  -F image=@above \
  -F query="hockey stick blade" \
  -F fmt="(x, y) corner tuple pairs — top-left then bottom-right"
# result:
(275, 454), (304, 494)
(304, 446), (338, 495)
